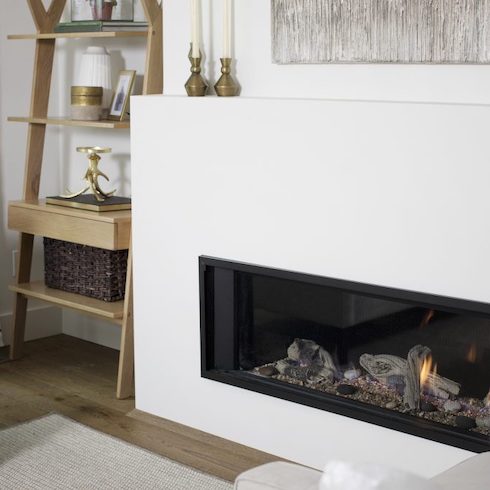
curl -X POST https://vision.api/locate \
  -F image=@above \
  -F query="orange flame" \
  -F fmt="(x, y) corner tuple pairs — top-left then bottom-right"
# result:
(419, 309), (435, 329)
(420, 355), (438, 391)
(466, 344), (477, 363)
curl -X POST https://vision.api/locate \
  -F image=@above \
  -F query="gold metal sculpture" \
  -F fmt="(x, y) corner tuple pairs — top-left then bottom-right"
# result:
(61, 146), (116, 202)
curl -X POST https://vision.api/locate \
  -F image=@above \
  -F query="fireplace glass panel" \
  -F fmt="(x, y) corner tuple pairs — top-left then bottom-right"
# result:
(200, 257), (490, 452)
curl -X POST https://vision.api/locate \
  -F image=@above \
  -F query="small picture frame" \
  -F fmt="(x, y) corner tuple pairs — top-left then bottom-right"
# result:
(108, 70), (136, 121)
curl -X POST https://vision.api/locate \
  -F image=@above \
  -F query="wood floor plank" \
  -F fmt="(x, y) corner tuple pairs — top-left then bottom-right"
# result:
(0, 335), (279, 482)
(0, 370), (258, 480)
(0, 391), (46, 428)
(5, 335), (134, 414)
(128, 409), (280, 468)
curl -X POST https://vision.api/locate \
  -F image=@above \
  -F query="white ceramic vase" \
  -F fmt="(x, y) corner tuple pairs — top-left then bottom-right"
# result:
(77, 46), (113, 118)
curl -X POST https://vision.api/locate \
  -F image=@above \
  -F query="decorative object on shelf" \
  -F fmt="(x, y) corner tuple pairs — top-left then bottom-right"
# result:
(78, 46), (113, 119)
(91, 0), (116, 20)
(61, 146), (116, 202)
(77, 46), (113, 117)
(214, 58), (239, 97)
(215, 0), (239, 96)
(71, 86), (103, 121)
(271, 0), (490, 64)
(72, 0), (134, 22)
(108, 70), (136, 120)
(44, 237), (128, 302)
(55, 20), (148, 33)
(185, 46), (208, 97)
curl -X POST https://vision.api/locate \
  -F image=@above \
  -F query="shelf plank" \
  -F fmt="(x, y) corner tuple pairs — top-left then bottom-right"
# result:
(9, 281), (124, 324)
(8, 200), (131, 251)
(8, 31), (148, 40)
(8, 116), (130, 129)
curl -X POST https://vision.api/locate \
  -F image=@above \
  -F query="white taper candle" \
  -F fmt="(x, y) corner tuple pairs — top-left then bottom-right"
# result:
(191, 0), (200, 58)
(223, 0), (232, 58)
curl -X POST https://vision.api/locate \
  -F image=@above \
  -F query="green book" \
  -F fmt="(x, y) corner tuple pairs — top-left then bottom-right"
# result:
(55, 21), (148, 33)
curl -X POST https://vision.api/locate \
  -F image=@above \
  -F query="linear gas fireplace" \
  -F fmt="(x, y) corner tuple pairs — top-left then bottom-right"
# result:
(200, 257), (490, 452)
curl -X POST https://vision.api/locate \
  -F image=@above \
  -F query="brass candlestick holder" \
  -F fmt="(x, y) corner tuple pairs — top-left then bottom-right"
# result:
(61, 146), (116, 202)
(214, 58), (239, 97)
(185, 46), (208, 97)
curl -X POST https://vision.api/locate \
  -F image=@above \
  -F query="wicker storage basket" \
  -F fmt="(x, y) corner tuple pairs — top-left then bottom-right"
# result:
(44, 237), (128, 302)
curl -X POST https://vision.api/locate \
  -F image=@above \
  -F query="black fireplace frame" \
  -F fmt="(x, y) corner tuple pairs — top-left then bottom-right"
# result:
(199, 256), (490, 453)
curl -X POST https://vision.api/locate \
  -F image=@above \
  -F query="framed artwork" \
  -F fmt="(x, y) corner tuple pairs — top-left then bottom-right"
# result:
(71, 0), (134, 22)
(272, 0), (490, 64)
(108, 70), (136, 121)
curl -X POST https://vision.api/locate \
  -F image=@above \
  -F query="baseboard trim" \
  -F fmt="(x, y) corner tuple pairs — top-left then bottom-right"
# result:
(0, 306), (63, 347)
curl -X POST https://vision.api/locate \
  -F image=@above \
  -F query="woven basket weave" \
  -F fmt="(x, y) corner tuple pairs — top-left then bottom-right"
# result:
(44, 237), (128, 302)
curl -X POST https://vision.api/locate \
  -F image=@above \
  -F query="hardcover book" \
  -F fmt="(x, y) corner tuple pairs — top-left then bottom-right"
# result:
(47, 194), (132, 212)
(55, 21), (148, 33)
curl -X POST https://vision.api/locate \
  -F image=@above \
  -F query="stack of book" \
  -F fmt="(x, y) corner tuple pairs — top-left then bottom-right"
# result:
(55, 21), (148, 33)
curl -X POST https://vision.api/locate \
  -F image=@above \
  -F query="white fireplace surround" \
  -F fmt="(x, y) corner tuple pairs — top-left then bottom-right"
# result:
(131, 96), (490, 476)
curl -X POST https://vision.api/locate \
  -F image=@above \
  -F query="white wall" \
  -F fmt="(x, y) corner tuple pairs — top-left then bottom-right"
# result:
(0, 0), (62, 343)
(132, 96), (487, 475)
(131, 0), (490, 475)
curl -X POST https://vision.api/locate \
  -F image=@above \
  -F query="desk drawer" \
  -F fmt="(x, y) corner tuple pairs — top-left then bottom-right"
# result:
(8, 200), (131, 251)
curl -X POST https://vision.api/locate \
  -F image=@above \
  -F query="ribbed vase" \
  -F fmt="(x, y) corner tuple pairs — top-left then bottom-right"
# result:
(77, 47), (113, 117)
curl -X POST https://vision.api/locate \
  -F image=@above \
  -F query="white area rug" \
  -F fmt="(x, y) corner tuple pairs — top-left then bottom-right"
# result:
(0, 414), (233, 490)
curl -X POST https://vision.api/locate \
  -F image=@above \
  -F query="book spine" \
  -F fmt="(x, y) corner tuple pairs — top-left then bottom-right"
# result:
(55, 22), (148, 33)
(55, 24), (103, 33)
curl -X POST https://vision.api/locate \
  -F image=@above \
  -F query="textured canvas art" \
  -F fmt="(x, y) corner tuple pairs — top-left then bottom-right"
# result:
(271, 0), (490, 64)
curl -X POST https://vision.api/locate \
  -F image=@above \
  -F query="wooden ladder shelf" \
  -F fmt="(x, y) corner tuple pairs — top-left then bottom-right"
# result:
(7, 0), (163, 399)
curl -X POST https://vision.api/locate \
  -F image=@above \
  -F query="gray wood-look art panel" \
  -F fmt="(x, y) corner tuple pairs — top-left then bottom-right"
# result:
(272, 0), (490, 64)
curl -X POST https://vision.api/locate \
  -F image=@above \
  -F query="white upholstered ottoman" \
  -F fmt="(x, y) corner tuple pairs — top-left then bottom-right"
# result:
(234, 453), (490, 490)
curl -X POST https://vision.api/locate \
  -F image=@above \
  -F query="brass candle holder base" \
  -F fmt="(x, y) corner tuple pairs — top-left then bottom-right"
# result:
(185, 47), (208, 97)
(214, 58), (239, 97)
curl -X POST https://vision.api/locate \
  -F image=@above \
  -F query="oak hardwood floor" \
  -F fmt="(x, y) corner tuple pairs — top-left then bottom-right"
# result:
(0, 334), (279, 482)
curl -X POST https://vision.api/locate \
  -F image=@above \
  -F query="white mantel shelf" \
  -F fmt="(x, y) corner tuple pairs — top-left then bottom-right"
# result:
(131, 96), (490, 476)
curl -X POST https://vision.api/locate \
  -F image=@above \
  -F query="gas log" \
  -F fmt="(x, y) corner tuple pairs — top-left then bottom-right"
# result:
(360, 346), (461, 409)
(276, 338), (337, 383)
(405, 345), (431, 409)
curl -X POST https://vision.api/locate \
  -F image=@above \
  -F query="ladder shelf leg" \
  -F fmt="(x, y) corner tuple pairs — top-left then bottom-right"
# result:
(9, 1), (65, 358)
(10, 233), (35, 359)
(141, 0), (164, 95)
(117, 238), (134, 399)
